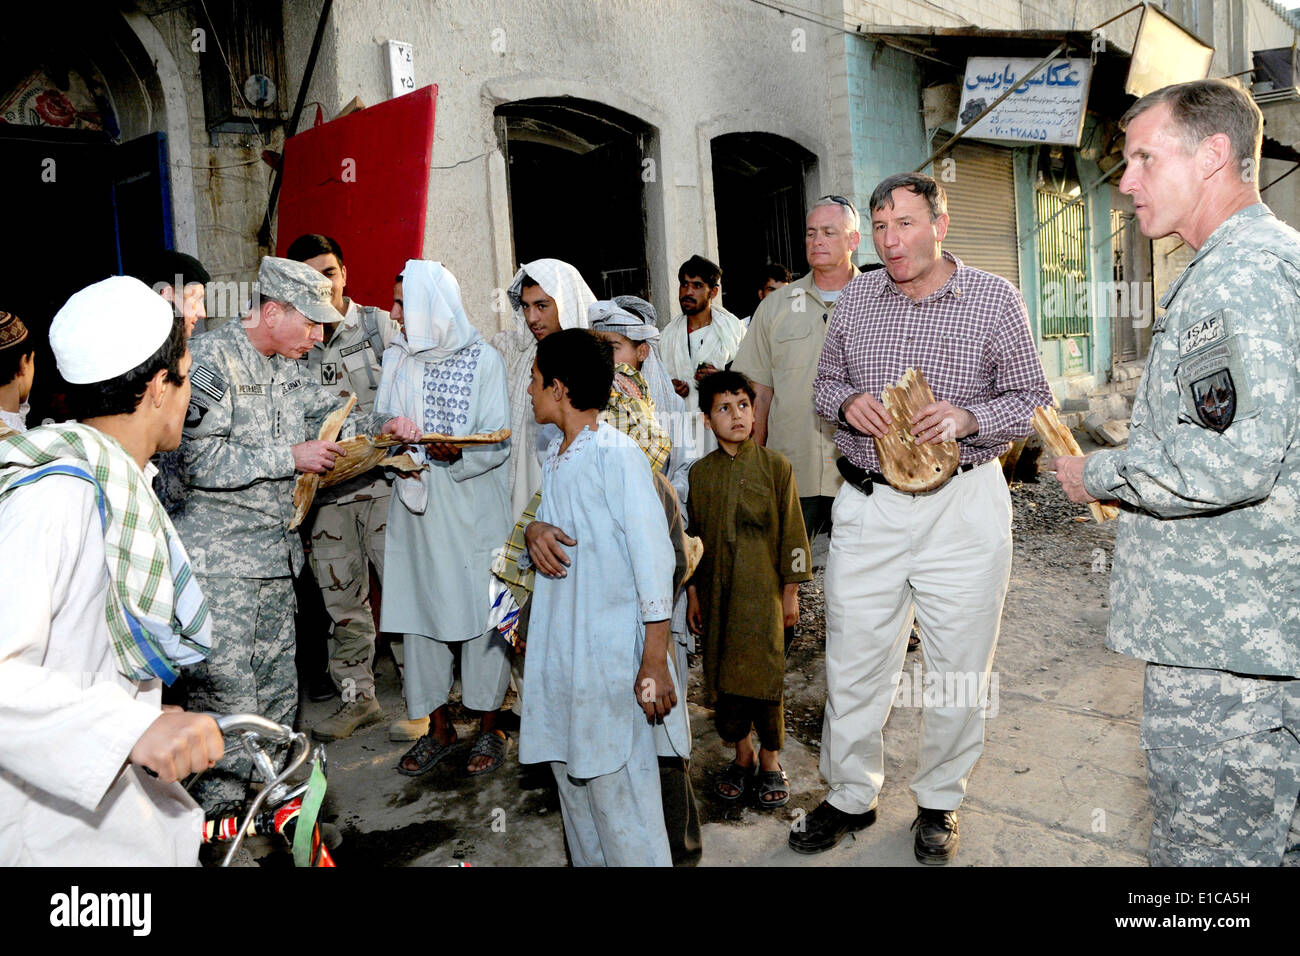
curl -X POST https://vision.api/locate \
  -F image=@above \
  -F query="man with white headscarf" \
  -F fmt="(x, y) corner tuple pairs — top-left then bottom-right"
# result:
(490, 259), (597, 521)
(378, 261), (514, 777)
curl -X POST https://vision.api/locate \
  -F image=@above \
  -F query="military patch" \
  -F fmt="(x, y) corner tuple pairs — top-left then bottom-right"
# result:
(339, 342), (372, 357)
(1177, 329), (1255, 430)
(190, 363), (227, 402)
(321, 362), (338, 386)
(1180, 311), (1227, 356)
(280, 380), (304, 395)
(1190, 370), (1236, 431)
(236, 383), (267, 396)
(184, 399), (209, 430)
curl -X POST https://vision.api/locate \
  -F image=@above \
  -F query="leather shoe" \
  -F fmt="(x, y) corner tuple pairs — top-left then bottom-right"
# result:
(912, 807), (958, 864)
(788, 800), (876, 854)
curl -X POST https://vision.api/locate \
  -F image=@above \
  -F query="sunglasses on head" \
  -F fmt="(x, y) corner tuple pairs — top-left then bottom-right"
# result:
(817, 194), (858, 214)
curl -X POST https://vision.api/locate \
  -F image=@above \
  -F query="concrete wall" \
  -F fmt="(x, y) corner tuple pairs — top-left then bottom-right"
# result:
(285, 0), (850, 334)
(843, 0), (1058, 31)
(841, 34), (928, 265)
(134, 1), (282, 318)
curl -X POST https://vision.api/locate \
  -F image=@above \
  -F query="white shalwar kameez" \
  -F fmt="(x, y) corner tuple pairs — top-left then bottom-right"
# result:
(519, 423), (680, 866)
(378, 262), (514, 718)
(660, 305), (746, 458)
(0, 474), (203, 865)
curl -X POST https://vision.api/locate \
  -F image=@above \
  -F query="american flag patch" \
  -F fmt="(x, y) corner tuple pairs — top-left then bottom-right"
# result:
(190, 364), (227, 402)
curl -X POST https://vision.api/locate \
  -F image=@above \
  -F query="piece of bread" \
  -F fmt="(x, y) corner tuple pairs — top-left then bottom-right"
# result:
(290, 395), (356, 528)
(288, 422), (511, 530)
(1031, 405), (1119, 523)
(873, 368), (960, 492)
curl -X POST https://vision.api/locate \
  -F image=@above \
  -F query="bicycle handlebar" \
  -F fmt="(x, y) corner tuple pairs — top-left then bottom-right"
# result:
(215, 713), (296, 742)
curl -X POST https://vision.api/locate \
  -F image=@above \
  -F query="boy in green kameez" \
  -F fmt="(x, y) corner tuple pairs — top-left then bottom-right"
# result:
(686, 371), (811, 808)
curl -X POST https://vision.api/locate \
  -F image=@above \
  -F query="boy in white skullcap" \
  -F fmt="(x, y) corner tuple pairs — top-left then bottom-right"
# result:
(0, 275), (225, 865)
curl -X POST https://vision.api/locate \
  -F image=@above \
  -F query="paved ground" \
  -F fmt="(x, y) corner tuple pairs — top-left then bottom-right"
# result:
(291, 458), (1155, 868)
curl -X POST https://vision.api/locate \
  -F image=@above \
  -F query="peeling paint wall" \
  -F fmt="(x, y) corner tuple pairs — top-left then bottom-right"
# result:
(285, 0), (853, 333)
(132, 1), (282, 324)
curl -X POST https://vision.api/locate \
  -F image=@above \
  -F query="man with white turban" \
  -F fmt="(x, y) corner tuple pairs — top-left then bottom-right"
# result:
(594, 295), (697, 504)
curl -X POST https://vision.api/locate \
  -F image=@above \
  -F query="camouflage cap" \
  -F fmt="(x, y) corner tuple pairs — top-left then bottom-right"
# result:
(257, 256), (338, 324)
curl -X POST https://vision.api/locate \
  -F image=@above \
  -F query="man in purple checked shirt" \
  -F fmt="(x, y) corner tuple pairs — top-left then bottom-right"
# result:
(790, 172), (1051, 863)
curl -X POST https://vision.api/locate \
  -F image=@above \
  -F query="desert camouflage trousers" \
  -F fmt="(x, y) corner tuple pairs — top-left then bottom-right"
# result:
(309, 495), (388, 700)
(185, 575), (298, 810)
(1142, 662), (1300, 866)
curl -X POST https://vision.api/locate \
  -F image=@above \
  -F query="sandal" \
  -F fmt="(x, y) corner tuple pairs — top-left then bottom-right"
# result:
(467, 730), (509, 777)
(756, 767), (791, 809)
(715, 761), (755, 802)
(396, 733), (457, 776)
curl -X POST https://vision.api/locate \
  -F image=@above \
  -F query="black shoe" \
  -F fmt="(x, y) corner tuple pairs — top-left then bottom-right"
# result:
(912, 807), (959, 864)
(307, 672), (337, 702)
(788, 800), (877, 854)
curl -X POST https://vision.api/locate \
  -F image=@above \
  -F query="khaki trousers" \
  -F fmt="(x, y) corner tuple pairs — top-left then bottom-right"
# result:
(309, 496), (388, 699)
(820, 461), (1011, 814)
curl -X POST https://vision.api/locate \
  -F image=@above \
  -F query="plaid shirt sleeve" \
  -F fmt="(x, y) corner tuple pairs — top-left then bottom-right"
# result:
(962, 285), (1053, 449)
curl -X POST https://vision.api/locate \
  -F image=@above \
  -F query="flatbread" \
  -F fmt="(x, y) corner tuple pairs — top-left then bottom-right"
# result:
(1031, 405), (1119, 523)
(288, 423), (511, 530)
(873, 367), (960, 492)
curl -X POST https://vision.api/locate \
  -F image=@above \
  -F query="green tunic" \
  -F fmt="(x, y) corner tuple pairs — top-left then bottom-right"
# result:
(686, 439), (812, 702)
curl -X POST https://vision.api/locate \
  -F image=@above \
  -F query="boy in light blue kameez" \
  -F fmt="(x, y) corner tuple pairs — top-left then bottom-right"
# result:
(518, 329), (679, 866)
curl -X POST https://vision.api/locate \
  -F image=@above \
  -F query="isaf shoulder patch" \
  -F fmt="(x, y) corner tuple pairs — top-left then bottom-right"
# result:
(190, 363), (227, 402)
(1176, 311), (1255, 432)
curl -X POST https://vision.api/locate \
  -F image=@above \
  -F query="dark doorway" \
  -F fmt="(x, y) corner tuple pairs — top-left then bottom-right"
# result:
(0, 126), (174, 424)
(495, 98), (651, 301)
(711, 132), (814, 320)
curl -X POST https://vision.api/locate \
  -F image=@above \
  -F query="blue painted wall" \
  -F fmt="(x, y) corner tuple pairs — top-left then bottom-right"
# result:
(844, 36), (928, 265)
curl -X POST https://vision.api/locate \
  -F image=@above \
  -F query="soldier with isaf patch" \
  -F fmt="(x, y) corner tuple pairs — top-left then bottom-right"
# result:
(287, 235), (405, 743)
(1054, 79), (1300, 866)
(170, 256), (414, 810)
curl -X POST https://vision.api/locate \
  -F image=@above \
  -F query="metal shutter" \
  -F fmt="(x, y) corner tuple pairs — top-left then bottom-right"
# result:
(939, 143), (1020, 289)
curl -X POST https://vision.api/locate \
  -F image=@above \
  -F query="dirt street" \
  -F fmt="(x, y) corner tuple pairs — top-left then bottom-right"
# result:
(297, 466), (1150, 867)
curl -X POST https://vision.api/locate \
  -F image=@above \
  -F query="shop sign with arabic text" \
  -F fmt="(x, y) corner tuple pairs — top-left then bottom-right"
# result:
(957, 57), (1092, 146)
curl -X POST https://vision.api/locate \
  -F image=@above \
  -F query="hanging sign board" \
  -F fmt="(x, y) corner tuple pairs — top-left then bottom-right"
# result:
(958, 57), (1092, 146)
(1125, 4), (1213, 98)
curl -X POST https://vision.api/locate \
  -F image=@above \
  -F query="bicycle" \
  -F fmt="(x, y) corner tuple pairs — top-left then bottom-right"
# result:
(193, 714), (336, 868)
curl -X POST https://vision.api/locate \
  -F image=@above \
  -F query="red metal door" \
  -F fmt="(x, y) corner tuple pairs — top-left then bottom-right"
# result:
(277, 85), (437, 308)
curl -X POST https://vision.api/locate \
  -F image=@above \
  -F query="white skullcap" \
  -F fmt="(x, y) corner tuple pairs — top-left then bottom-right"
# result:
(50, 276), (174, 384)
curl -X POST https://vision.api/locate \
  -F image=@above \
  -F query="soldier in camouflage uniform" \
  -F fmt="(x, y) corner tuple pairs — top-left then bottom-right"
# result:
(1055, 80), (1300, 866)
(171, 257), (411, 808)
(287, 235), (405, 742)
